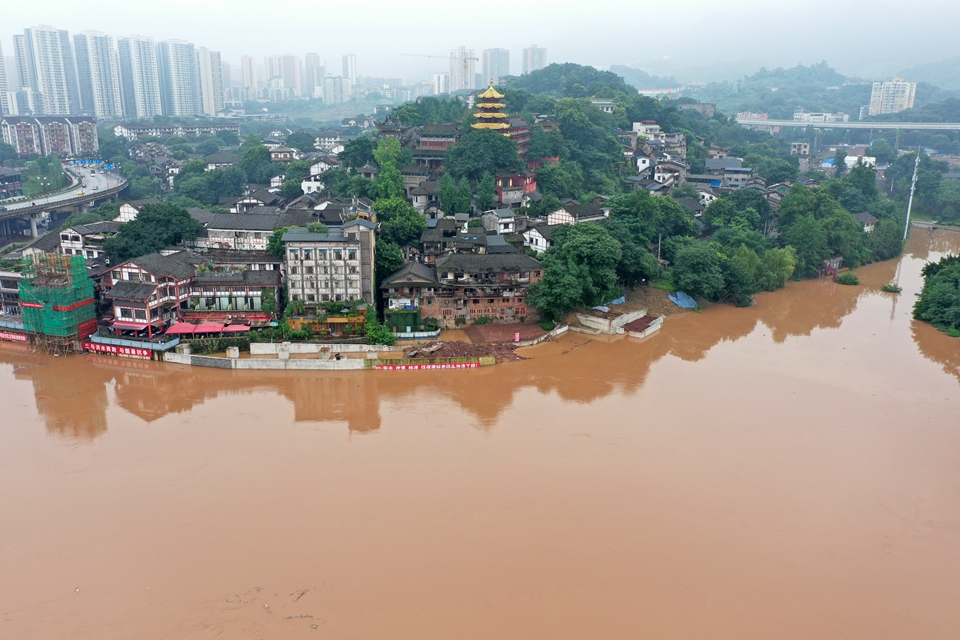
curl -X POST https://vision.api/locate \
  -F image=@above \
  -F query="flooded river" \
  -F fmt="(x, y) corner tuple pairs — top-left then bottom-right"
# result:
(2, 231), (959, 639)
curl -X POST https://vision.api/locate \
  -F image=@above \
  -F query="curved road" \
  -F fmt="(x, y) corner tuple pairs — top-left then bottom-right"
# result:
(1, 165), (124, 213)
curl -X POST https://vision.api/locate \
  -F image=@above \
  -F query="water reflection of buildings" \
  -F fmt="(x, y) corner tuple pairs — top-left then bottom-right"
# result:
(0, 277), (869, 440)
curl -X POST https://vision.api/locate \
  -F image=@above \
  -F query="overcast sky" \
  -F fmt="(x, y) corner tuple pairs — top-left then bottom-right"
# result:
(3, 0), (959, 82)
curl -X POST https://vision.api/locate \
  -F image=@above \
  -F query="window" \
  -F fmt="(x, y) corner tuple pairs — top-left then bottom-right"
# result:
(348, 249), (357, 261)
(134, 309), (146, 320)
(306, 294), (316, 302)
(318, 249), (327, 259)
(321, 294), (329, 301)
(349, 266), (358, 274)
(333, 249), (342, 260)
(291, 294), (300, 301)
(290, 266), (299, 275)
(289, 249), (299, 259)
(303, 249), (312, 259)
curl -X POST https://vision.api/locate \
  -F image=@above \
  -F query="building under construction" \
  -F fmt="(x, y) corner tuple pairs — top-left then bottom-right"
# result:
(18, 254), (97, 354)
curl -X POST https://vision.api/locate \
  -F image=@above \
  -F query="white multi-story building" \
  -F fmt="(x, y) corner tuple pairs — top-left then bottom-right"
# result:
(19, 25), (82, 115)
(281, 54), (302, 96)
(304, 53), (324, 98)
(73, 31), (123, 118)
(157, 39), (201, 117)
(0, 41), (10, 116)
(241, 55), (257, 90)
(282, 221), (377, 305)
(522, 45), (547, 75)
(869, 79), (917, 116)
(117, 36), (162, 119)
(431, 73), (449, 95)
(197, 47), (224, 116)
(342, 54), (356, 87)
(792, 108), (849, 123)
(449, 47), (476, 92)
(482, 48), (509, 87)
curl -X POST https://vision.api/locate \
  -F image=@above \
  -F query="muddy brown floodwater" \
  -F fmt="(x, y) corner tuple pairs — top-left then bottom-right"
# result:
(2, 231), (960, 639)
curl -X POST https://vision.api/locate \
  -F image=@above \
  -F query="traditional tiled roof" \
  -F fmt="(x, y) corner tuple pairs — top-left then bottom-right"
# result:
(435, 253), (541, 273)
(380, 262), (439, 288)
(106, 280), (158, 301)
(126, 250), (205, 279)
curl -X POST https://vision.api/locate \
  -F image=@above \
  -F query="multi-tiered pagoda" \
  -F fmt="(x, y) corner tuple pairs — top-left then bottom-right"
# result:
(471, 82), (511, 131)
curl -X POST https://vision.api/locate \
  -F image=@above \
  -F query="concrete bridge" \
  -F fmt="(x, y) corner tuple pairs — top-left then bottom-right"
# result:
(0, 169), (127, 238)
(735, 117), (960, 132)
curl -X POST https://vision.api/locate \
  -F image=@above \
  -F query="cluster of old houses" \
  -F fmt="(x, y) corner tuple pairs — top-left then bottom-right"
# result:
(1, 90), (864, 341)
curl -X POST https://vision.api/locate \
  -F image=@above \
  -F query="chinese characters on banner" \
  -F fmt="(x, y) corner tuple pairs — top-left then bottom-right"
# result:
(374, 362), (480, 371)
(81, 342), (152, 358)
(0, 331), (29, 343)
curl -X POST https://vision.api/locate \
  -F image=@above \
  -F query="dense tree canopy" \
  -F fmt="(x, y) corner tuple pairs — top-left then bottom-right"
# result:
(443, 129), (522, 181)
(104, 204), (201, 262)
(914, 255), (960, 335)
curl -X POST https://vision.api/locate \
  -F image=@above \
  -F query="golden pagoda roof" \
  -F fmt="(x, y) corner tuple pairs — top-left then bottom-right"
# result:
(472, 122), (511, 130)
(477, 82), (504, 99)
(477, 102), (506, 109)
(476, 112), (508, 119)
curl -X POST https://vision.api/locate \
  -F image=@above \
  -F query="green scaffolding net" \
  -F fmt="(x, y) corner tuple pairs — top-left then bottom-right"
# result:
(19, 254), (96, 338)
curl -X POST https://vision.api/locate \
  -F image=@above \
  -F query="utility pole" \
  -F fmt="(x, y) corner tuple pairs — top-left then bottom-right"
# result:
(902, 147), (921, 241)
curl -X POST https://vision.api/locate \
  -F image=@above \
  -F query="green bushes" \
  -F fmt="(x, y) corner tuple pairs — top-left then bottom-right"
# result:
(835, 272), (860, 286)
(881, 282), (902, 293)
(539, 319), (556, 331)
(366, 316), (396, 346)
(913, 254), (960, 334)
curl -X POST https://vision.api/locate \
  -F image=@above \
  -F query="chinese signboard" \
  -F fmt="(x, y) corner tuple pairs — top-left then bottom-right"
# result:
(81, 342), (152, 358)
(374, 362), (480, 371)
(0, 331), (29, 343)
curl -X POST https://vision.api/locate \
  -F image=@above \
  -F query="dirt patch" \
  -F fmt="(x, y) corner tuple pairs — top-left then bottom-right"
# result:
(404, 340), (527, 362)
(622, 316), (658, 332)
(464, 323), (546, 345)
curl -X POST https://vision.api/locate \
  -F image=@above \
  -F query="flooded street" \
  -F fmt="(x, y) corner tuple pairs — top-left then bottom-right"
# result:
(2, 230), (959, 639)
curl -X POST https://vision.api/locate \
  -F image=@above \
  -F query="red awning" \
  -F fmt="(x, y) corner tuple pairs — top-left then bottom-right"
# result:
(194, 322), (225, 334)
(164, 323), (197, 335)
(111, 321), (148, 330)
(222, 325), (251, 333)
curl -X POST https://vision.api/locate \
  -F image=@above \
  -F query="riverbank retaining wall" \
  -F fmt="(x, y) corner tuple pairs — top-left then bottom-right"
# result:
(164, 352), (366, 370)
(249, 342), (404, 356)
(574, 310), (647, 334)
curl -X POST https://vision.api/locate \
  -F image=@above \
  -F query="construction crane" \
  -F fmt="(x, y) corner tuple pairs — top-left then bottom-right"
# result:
(402, 52), (479, 91)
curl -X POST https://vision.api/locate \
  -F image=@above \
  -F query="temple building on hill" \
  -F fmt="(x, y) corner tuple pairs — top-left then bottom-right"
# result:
(472, 82), (530, 155)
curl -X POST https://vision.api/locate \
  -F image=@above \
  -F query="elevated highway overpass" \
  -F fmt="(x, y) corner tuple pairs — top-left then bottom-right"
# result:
(0, 168), (127, 237)
(735, 117), (960, 132)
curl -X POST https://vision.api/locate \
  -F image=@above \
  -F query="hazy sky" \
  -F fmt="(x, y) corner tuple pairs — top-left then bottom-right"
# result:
(3, 0), (959, 81)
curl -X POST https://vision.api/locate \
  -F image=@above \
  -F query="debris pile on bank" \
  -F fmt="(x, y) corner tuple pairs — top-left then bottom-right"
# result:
(404, 340), (526, 362)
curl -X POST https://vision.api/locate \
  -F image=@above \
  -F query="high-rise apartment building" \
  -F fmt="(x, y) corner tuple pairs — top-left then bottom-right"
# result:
(221, 61), (232, 89)
(0, 41), (9, 116)
(522, 45), (547, 75)
(482, 48), (510, 87)
(241, 55), (257, 90)
(73, 31), (123, 118)
(18, 25), (82, 114)
(431, 73), (449, 95)
(449, 47), (477, 92)
(304, 53), (325, 99)
(157, 39), (201, 116)
(197, 47), (224, 116)
(868, 79), (917, 116)
(281, 54), (302, 96)
(117, 36), (162, 119)
(342, 54), (357, 86)
(265, 55), (282, 83)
